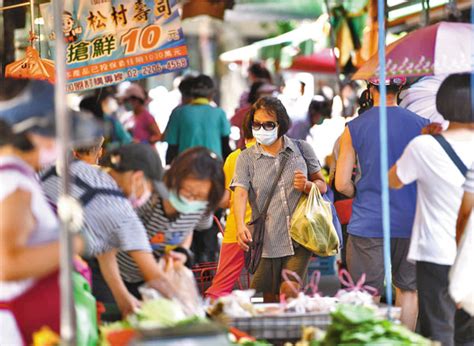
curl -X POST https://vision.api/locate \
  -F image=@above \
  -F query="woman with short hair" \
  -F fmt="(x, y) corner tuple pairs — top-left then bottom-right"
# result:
(105, 145), (225, 297)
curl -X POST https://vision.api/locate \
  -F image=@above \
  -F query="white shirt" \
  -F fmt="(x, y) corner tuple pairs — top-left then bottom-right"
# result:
(396, 132), (474, 265)
(0, 156), (59, 344)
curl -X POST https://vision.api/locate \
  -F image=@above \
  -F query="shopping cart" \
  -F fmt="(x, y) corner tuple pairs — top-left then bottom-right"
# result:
(192, 215), (250, 295)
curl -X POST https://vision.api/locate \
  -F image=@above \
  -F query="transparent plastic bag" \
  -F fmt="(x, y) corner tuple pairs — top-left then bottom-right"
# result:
(290, 185), (340, 256)
(140, 258), (204, 317)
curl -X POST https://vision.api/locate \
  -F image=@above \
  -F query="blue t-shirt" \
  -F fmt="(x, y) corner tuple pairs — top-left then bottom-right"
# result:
(165, 103), (230, 158)
(347, 106), (429, 238)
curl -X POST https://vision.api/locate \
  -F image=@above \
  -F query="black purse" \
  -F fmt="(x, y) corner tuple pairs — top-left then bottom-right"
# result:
(245, 150), (290, 274)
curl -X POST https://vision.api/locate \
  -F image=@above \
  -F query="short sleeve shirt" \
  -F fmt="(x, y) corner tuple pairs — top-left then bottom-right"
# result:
(165, 103), (231, 158)
(117, 191), (210, 283)
(396, 134), (474, 265)
(40, 161), (151, 256)
(231, 136), (321, 258)
(132, 109), (159, 144)
(223, 145), (253, 244)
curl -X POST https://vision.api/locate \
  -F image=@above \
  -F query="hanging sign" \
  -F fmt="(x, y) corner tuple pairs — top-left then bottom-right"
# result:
(40, 0), (188, 92)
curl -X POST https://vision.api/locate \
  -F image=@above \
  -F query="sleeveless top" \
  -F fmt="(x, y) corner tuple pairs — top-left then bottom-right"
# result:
(347, 107), (429, 238)
(0, 156), (58, 300)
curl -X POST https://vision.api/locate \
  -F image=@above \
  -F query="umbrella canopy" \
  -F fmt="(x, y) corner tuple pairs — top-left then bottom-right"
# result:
(399, 74), (449, 127)
(5, 46), (55, 83)
(286, 49), (337, 74)
(353, 21), (474, 80)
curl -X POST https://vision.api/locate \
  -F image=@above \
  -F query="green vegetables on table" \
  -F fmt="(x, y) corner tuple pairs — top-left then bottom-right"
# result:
(316, 304), (431, 346)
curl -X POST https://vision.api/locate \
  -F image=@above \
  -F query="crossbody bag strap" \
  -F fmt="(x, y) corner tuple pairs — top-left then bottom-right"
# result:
(432, 134), (468, 176)
(259, 149), (291, 217)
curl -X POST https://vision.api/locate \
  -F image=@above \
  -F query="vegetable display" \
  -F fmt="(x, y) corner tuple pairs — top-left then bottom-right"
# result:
(318, 304), (431, 346)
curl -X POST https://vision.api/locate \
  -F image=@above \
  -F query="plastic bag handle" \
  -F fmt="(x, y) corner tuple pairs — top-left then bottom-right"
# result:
(337, 269), (379, 297)
(281, 269), (304, 296)
(305, 270), (321, 296)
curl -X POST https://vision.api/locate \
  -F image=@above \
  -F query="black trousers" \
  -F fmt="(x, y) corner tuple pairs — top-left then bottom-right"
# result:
(416, 261), (474, 346)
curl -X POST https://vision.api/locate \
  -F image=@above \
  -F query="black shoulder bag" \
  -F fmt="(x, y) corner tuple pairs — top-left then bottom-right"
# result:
(245, 150), (291, 274)
(432, 134), (468, 176)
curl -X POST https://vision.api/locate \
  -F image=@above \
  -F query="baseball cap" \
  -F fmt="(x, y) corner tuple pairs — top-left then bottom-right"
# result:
(0, 78), (103, 145)
(104, 143), (168, 198)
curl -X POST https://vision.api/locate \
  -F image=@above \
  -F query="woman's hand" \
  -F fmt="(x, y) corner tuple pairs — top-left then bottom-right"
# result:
(293, 170), (307, 192)
(237, 225), (252, 252)
(421, 122), (443, 135)
(116, 293), (141, 317)
(294, 170), (314, 194)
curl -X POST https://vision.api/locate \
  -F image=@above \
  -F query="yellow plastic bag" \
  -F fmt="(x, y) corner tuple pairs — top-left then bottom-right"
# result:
(290, 185), (340, 256)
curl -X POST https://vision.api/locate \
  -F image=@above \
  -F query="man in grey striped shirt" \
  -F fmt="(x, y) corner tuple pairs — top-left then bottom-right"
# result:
(40, 153), (173, 317)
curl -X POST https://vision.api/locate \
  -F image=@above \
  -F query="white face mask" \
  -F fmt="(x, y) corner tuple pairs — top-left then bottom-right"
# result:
(129, 177), (152, 209)
(252, 126), (279, 146)
(39, 143), (58, 168)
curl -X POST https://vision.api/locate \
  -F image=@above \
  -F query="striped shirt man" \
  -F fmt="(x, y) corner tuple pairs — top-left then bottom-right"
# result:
(117, 191), (212, 283)
(40, 160), (151, 256)
(231, 136), (321, 258)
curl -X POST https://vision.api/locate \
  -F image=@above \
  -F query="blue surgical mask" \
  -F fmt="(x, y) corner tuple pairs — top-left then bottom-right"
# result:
(168, 191), (208, 214)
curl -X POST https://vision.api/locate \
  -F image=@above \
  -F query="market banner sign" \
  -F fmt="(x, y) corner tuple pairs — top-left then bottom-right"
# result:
(40, 0), (188, 92)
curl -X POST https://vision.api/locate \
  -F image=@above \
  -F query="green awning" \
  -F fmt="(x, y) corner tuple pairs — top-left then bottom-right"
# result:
(232, 0), (323, 19)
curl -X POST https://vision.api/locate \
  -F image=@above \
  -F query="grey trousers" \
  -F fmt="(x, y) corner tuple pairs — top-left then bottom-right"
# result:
(416, 261), (474, 346)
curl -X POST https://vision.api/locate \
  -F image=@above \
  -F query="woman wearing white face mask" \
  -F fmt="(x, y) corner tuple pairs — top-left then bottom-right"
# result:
(232, 96), (327, 301)
(106, 144), (225, 297)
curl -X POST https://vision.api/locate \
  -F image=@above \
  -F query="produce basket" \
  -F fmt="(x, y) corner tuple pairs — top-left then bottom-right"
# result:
(228, 311), (331, 340)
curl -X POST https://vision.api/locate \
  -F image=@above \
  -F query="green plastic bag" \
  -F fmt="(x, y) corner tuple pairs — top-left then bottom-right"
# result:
(73, 272), (98, 346)
(290, 185), (340, 256)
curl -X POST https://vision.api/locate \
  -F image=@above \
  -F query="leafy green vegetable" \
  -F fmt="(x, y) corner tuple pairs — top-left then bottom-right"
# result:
(135, 298), (186, 327)
(320, 304), (431, 346)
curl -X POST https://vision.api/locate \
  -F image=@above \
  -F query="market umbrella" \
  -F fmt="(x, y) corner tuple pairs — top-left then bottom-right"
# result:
(353, 21), (474, 80)
(5, 46), (55, 83)
(286, 49), (337, 73)
(399, 74), (449, 127)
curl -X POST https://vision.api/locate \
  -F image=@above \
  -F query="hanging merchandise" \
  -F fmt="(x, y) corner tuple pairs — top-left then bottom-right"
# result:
(6, 46), (56, 83)
(40, 0), (189, 93)
(5, 0), (56, 83)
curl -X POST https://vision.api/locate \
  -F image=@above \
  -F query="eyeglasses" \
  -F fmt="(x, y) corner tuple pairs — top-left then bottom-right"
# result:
(251, 121), (278, 131)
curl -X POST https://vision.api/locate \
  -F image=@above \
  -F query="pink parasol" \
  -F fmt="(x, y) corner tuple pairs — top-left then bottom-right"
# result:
(353, 22), (474, 80)
(286, 49), (337, 74)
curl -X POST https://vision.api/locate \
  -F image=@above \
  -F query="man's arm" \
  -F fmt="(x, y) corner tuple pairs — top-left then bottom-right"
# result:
(128, 250), (163, 282)
(148, 116), (162, 144)
(335, 127), (356, 198)
(96, 250), (140, 317)
(221, 136), (232, 160)
(456, 191), (473, 244)
(388, 164), (405, 189)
